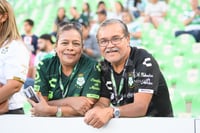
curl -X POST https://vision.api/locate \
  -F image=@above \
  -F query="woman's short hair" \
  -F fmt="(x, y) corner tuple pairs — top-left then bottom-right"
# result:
(56, 22), (83, 44)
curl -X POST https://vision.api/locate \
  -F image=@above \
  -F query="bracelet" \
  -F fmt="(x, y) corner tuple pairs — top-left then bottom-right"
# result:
(56, 106), (62, 117)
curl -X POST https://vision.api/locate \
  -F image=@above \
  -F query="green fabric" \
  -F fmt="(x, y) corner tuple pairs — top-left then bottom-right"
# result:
(34, 54), (101, 100)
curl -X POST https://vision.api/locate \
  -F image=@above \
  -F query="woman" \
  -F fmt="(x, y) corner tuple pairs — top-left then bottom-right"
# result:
(52, 7), (69, 35)
(0, 0), (30, 114)
(144, 0), (168, 28)
(114, 1), (124, 20)
(122, 9), (142, 47)
(29, 23), (101, 117)
(81, 2), (92, 25)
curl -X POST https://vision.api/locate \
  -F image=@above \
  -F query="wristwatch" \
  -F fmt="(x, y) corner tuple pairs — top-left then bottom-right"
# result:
(56, 106), (62, 117)
(113, 107), (120, 118)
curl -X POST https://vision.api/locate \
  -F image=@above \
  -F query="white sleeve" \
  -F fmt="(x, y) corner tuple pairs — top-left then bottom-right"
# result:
(161, 2), (168, 12)
(4, 41), (30, 83)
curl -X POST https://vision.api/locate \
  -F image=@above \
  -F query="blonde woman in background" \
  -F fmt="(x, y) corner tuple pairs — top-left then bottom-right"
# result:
(0, 0), (30, 114)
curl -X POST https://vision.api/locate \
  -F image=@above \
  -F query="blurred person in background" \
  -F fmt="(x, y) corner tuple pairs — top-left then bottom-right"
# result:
(81, 2), (93, 25)
(114, 1), (124, 20)
(28, 23), (101, 117)
(22, 19), (38, 55)
(34, 34), (55, 67)
(82, 22), (101, 60)
(96, 1), (115, 19)
(21, 19), (38, 86)
(122, 9), (142, 47)
(0, 0), (29, 114)
(70, 6), (88, 25)
(124, 0), (147, 18)
(175, 0), (200, 42)
(52, 7), (69, 36)
(90, 9), (107, 36)
(143, 0), (168, 28)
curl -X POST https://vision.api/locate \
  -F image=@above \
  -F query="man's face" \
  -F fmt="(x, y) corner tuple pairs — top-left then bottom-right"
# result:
(37, 38), (47, 51)
(97, 14), (106, 23)
(24, 22), (32, 33)
(97, 23), (130, 64)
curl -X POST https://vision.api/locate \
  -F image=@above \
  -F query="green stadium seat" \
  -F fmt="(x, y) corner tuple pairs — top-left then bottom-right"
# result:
(171, 89), (186, 117)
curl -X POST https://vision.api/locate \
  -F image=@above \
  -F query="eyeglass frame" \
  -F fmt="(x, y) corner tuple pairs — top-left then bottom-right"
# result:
(97, 35), (127, 47)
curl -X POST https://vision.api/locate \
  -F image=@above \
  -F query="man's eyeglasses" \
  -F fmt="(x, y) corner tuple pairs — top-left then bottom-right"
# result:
(98, 35), (126, 47)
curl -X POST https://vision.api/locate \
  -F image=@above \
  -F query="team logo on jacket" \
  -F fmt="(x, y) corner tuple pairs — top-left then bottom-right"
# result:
(128, 72), (134, 88)
(76, 74), (85, 87)
(142, 58), (152, 67)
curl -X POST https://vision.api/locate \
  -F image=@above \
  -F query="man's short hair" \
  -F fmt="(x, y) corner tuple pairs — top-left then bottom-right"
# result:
(97, 1), (105, 8)
(40, 34), (54, 44)
(97, 19), (130, 37)
(96, 9), (107, 16)
(24, 19), (34, 26)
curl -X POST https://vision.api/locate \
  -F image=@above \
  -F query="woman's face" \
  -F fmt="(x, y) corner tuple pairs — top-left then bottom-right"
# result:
(56, 29), (83, 66)
(115, 2), (122, 12)
(58, 8), (65, 19)
(83, 3), (88, 12)
(122, 12), (131, 23)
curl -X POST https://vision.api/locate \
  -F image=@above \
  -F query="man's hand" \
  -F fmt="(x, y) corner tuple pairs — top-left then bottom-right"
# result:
(84, 107), (113, 128)
(67, 97), (94, 115)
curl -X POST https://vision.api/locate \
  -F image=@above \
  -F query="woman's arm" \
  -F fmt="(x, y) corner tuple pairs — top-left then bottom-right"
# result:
(48, 97), (96, 115)
(28, 93), (89, 117)
(0, 79), (23, 103)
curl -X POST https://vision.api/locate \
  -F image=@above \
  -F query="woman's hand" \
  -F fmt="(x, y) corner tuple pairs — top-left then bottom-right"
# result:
(28, 92), (52, 117)
(0, 100), (8, 114)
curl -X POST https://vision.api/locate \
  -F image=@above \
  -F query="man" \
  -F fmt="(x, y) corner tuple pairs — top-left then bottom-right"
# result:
(21, 19), (38, 55)
(22, 19), (38, 84)
(34, 34), (55, 67)
(89, 9), (107, 36)
(24, 34), (55, 89)
(84, 19), (173, 128)
(82, 23), (101, 60)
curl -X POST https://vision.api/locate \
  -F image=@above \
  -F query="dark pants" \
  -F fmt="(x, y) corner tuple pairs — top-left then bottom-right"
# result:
(175, 30), (200, 42)
(6, 108), (24, 114)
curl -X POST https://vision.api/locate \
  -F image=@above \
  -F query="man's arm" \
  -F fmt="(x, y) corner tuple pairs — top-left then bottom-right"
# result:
(119, 93), (152, 117)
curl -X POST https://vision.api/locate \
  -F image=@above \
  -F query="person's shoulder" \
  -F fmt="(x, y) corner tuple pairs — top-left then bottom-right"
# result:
(80, 54), (98, 65)
(80, 54), (100, 68)
(32, 34), (38, 39)
(9, 40), (28, 51)
(39, 55), (59, 68)
(6, 40), (30, 57)
(131, 47), (151, 56)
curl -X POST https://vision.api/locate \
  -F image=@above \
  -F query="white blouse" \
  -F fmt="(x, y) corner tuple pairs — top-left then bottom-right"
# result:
(0, 40), (30, 110)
